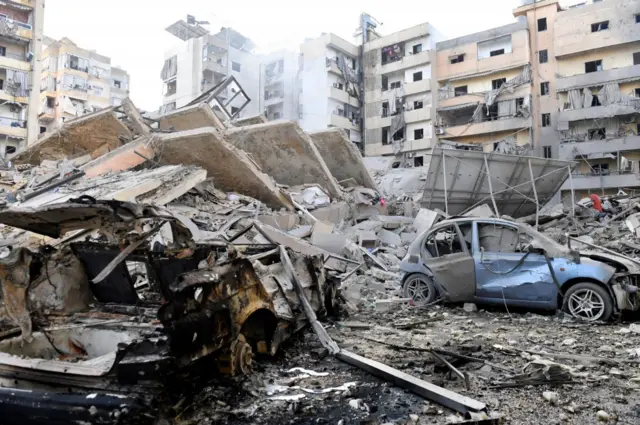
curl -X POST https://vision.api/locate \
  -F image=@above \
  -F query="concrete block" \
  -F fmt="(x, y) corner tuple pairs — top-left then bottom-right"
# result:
(159, 103), (224, 132)
(358, 230), (378, 249)
(309, 128), (378, 191)
(258, 213), (300, 231)
(311, 202), (351, 224)
(377, 215), (415, 229)
(412, 208), (439, 234)
(378, 229), (402, 247)
(225, 121), (343, 199)
(310, 220), (346, 254)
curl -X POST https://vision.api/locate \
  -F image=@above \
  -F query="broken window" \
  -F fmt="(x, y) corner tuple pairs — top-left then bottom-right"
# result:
(487, 103), (499, 120)
(585, 60), (603, 73)
(492, 78), (507, 90)
(5, 146), (15, 154)
(351, 58), (356, 69)
(454, 85), (468, 96)
(381, 43), (404, 65)
(393, 128), (404, 141)
(0, 79), (4, 91)
(381, 75), (388, 91)
(634, 52), (640, 66)
(539, 49), (548, 64)
(414, 100), (423, 109)
(450, 54), (464, 64)
(635, 88), (640, 98)
(390, 81), (402, 89)
(414, 156), (424, 167)
(592, 163), (609, 175)
(164, 79), (177, 97)
(588, 128), (606, 140)
(381, 101), (389, 117)
(591, 93), (602, 107)
(490, 49), (505, 57)
(382, 127), (390, 145)
(414, 128), (424, 140)
(477, 223), (520, 253)
(591, 21), (609, 32)
(39, 126), (46, 134)
(540, 81), (549, 96)
(515, 97), (524, 114)
(543, 145), (552, 159)
(232, 61), (241, 72)
(538, 18), (547, 32)
(413, 44), (422, 54)
(413, 71), (423, 82)
(0, 46), (5, 57)
(46, 96), (55, 108)
(541, 113), (551, 127)
(113, 80), (122, 89)
(425, 225), (464, 257)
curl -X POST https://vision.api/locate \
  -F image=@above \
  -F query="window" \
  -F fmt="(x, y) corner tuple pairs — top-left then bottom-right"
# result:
(381, 101), (389, 117)
(231, 61), (241, 72)
(5, 146), (15, 154)
(477, 223), (520, 253)
(492, 78), (507, 90)
(382, 127), (390, 145)
(425, 225), (465, 257)
(538, 18), (547, 32)
(588, 128), (606, 140)
(516, 97), (524, 112)
(634, 52), (640, 65)
(414, 129), (424, 140)
(231, 106), (239, 115)
(454, 85), (468, 96)
(543, 146), (552, 159)
(413, 71), (423, 82)
(46, 97), (55, 108)
(490, 49), (505, 57)
(273, 111), (281, 119)
(113, 80), (121, 89)
(638, 123), (640, 135)
(414, 156), (424, 167)
(381, 75), (388, 91)
(450, 54), (464, 64)
(414, 100), (423, 109)
(164, 79), (177, 96)
(0, 46), (5, 57)
(635, 88), (640, 98)
(352, 58), (356, 69)
(0, 79), (4, 90)
(592, 163), (609, 175)
(390, 81), (402, 89)
(39, 126), (46, 134)
(636, 14), (640, 24)
(382, 43), (404, 65)
(336, 82), (344, 90)
(539, 49), (548, 64)
(540, 81), (549, 95)
(393, 128), (404, 141)
(585, 59), (602, 73)
(541, 113), (551, 127)
(591, 21), (609, 32)
(412, 44), (422, 54)
(591, 93), (602, 107)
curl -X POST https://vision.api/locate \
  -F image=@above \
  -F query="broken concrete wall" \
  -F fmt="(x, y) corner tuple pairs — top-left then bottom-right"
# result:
(233, 115), (268, 127)
(225, 121), (343, 199)
(309, 128), (377, 191)
(159, 103), (224, 132)
(154, 128), (293, 210)
(11, 108), (132, 165)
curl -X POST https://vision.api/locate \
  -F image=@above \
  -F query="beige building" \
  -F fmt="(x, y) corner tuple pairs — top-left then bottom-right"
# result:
(0, 0), (44, 155)
(363, 23), (444, 165)
(39, 38), (130, 136)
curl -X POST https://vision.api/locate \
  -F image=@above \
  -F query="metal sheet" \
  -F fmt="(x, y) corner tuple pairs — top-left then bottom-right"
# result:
(421, 148), (575, 218)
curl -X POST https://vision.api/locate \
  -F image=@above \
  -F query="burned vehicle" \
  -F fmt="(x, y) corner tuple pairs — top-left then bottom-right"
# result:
(0, 199), (334, 424)
(400, 218), (640, 321)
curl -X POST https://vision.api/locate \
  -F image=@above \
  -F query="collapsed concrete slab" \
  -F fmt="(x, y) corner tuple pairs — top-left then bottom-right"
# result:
(309, 128), (377, 191)
(233, 115), (267, 127)
(11, 108), (132, 165)
(225, 121), (343, 199)
(159, 103), (224, 132)
(154, 127), (293, 210)
(82, 137), (153, 178)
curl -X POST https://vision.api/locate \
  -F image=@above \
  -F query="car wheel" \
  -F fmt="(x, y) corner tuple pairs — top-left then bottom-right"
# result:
(403, 273), (437, 305)
(562, 282), (613, 322)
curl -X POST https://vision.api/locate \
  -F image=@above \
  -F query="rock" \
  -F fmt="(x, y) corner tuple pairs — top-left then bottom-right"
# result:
(598, 345), (615, 353)
(479, 364), (493, 374)
(629, 323), (640, 334)
(542, 391), (558, 405)
(463, 303), (478, 313)
(562, 338), (576, 346)
(349, 399), (363, 410)
(407, 414), (419, 424)
(596, 410), (610, 422)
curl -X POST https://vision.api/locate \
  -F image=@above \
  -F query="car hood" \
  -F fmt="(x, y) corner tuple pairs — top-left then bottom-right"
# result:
(581, 251), (640, 274)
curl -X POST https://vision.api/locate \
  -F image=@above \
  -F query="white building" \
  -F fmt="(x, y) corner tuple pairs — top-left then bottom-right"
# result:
(298, 33), (362, 144)
(161, 22), (260, 118)
(259, 49), (299, 121)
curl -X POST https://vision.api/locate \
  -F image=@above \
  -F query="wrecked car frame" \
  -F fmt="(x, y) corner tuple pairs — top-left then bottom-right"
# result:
(400, 218), (640, 321)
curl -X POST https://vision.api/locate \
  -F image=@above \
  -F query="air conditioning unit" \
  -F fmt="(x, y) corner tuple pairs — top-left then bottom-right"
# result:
(436, 127), (445, 135)
(9, 105), (19, 113)
(333, 82), (339, 88)
(406, 152), (415, 158)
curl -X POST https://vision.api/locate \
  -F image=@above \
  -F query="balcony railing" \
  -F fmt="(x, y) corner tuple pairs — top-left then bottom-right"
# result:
(0, 116), (25, 127)
(1, 52), (26, 61)
(572, 169), (633, 178)
(68, 64), (89, 73)
(0, 16), (31, 30)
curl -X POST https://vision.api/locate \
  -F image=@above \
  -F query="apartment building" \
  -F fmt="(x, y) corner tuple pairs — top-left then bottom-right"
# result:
(259, 49), (298, 121)
(0, 0), (43, 155)
(363, 23), (443, 165)
(161, 22), (260, 118)
(435, 21), (534, 154)
(298, 33), (362, 143)
(38, 38), (130, 135)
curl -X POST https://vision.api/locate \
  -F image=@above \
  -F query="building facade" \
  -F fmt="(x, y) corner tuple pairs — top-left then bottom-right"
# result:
(161, 25), (260, 118)
(363, 23), (443, 166)
(259, 49), (299, 121)
(298, 33), (362, 143)
(38, 38), (131, 136)
(0, 0), (44, 156)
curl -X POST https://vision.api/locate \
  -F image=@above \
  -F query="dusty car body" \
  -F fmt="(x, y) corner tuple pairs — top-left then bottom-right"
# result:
(400, 218), (640, 321)
(0, 199), (334, 424)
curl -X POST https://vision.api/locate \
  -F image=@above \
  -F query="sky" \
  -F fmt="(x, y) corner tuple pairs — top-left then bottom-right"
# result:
(44, 0), (522, 111)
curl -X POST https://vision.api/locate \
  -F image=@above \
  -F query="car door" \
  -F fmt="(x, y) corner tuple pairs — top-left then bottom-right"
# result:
(473, 221), (558, 309)
(422, 222), (476, 302)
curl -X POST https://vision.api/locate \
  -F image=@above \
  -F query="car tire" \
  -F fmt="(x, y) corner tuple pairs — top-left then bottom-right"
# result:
(403, 273), (438, 305)
(562, 282), (613, 322)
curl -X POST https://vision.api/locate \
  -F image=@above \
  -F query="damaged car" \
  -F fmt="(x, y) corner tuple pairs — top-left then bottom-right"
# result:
(0, 198), (335, 424)
(400, 218), (640, 321)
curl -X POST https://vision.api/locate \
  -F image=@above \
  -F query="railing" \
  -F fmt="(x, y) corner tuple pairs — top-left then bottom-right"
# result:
(1, 52), (25, 61)
(572, 170), (634, 178)
(68, 64), (89, 73)
(0, 16), (32, 30)
(0, 116), (25, 127)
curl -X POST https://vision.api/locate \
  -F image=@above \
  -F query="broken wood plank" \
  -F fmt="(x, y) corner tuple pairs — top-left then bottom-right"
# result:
(336, 350), (486, 414)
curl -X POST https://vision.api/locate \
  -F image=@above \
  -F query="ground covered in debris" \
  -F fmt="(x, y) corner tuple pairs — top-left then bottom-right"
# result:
(178, 304), (640, 425)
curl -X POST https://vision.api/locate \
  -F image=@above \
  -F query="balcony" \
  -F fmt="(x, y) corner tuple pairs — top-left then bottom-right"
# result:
(330, 113), (359, 131)
(7, 1), (34, 8)
(61, 86), (89, 101)
(0, 116), (26, 138)
(381, 50), (431, 74)
(0, 16), (33, 41)
(39, 106), (55, 122)
(557, 65), (640, 92)
(439, 85), (530, 110)
(557, 102), (639, 126)
(405, 107), (431, 123)
(0, 53), (29, 71)
(443, 116), (532, 138)
(0, 89), (27, 104)
(404, 79), (431, 96)
(559, 135), (640, 160)
(203, 60), (227, 76)
(329, 86), (359, 107)
(567, 171), (640, 191)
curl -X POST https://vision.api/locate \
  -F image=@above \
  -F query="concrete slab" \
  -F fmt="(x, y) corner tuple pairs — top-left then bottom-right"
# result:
(462, 204), (495, 218)
(154, 127), (293, 210)
(311, 202), (351, 224)
(258, 213), (300, 231)
(310, 128), (377, 191)
(12, 108), (132, 165)
(412, 208), (439, 234)
(378, 229), (402, 247)
(225, 121), (343, 199)
(233, 115), (268, 126)
(159, 103), (224, 132)
(82, 137), (153, 178)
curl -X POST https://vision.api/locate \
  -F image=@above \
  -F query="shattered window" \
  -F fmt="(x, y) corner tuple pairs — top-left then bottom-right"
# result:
(591, 21), (609, 32)
(477, 223), (519, 253)
(425, 225), (465, 257)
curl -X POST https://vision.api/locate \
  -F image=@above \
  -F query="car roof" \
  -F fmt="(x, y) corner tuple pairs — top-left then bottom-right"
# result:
(435, 217), (521, 229)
